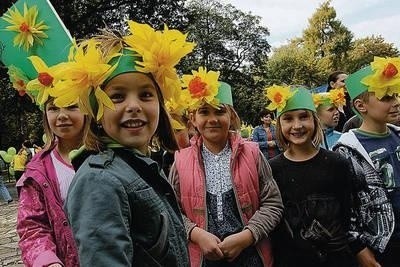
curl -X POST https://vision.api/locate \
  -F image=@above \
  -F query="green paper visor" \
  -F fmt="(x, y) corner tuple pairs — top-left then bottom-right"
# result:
(345, 66), (372, 100)
(278, 88), (316, 116)
(216, 82), (233, 106)
(0, 0), (73, 80)
(103, 48), (142, 86)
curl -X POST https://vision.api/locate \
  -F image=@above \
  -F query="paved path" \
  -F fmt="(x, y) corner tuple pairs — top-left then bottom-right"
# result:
(0, 182), (23, 267)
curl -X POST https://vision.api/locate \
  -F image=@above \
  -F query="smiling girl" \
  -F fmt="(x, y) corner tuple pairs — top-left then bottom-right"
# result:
(17, 98), (89, 267)
(169, 68), (283, 267)
(51, 21), (195, 266)
(266, 87), (357, 267)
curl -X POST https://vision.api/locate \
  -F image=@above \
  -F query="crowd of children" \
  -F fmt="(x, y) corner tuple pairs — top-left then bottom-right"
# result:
(1, 0), (400, 266)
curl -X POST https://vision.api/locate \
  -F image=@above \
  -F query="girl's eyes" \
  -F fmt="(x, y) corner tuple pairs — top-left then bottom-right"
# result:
(67, 104), (79, 110)
(47, 106), (59, 112)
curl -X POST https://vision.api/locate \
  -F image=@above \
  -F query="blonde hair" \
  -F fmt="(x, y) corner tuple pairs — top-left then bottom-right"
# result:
(275, 110), (323, 150)
(42, 98), (94, 150)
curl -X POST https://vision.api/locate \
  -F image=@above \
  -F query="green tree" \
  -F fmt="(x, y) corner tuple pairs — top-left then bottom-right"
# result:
(183, 0), (271, 124)
(346, 35), (399, 73)
(302, 0), (353, 71)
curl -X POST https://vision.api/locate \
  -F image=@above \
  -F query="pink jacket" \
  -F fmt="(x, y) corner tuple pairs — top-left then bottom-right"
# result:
(16, 147), (79, 267)
(174, 133), (274, 267)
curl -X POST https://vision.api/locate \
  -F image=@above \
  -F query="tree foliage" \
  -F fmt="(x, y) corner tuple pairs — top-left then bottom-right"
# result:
(265, 0), (399, 90)
(183, 0), (271, 125)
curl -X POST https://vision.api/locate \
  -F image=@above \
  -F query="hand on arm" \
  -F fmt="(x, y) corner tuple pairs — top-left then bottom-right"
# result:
(356, 247), (381, 267)
(190, 227), (224, 261)
(218, 229), (254, 262)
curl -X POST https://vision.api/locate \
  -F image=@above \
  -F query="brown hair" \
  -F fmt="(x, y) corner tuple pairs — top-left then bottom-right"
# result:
(275, 110), (323, 150)
(42, 98), (94, 150)
(83, 74), (179, 153)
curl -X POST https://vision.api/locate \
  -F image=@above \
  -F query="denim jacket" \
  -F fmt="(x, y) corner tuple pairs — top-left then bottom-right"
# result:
(66, 148), (189, 267)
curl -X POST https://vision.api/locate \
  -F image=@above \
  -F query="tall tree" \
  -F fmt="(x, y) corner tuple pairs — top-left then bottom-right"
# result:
(302, 0), (353, 71)
(183, 0), (271, 124)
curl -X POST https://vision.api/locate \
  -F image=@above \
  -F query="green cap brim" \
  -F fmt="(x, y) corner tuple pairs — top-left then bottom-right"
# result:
(345, 66), (372, 100)
(216, 81), (233, 106)
(104, 48), (141, 85)
(0, 0), (73, 80)
(278, 88), (316, 116)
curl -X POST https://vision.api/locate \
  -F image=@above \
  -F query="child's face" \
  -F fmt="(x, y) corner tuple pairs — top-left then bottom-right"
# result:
(363, 94), (399, 124)
(279, 109), (315, 146)
(317, 104), (339, 129)
(46, 102), (85, 141)
(101, 73), (160, 154)
(191, 104), (231, 146)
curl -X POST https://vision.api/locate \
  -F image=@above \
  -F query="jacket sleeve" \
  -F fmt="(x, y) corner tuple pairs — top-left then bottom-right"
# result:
(334, 145), (369, 255)
(168, 162), (197, 239)
(245, 151), (284, 243)
(17, 179), (63, 267)
(65, 169), (133, 267)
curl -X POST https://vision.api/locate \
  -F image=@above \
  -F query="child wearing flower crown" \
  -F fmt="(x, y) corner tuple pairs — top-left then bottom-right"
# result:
(313, 88), (346, 150)
(46, 21), (195, 266)
(0, 0), (90, 265)
(169, 67), (283, 267)
(266, 86), (358, 266)
(334, 57), (400, 267)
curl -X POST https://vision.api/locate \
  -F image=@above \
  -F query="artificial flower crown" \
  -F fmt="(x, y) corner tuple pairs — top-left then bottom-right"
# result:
(361, 56), (400, 99)
(20, 20), (195, 120)
(264, 84), (295, 112)
(181, 66), (221, 109)
(313, 87), (346, 112)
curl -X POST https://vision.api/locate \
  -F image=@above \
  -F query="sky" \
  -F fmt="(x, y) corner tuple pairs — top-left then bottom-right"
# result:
(225, 0), (400, 51)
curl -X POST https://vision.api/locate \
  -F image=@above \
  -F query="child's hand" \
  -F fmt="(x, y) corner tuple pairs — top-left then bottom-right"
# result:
(356, 247), (381, 267)
(218, 229), (254, 262)
(190, 227), (224, 260)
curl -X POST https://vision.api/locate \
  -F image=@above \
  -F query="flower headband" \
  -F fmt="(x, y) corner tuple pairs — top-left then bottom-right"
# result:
(361, 56), (400, 99)
(48, 21), (195, 120)
(264, 85), (295, 112)
(313, 88), (346, 111)
(181, 66), (221, 109)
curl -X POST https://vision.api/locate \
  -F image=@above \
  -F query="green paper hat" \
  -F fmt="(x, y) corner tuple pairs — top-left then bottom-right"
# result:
(278, 88), (316, 116)
(216, 82), (233, 106)
(0, 0), (73, 80)
(345, 66), (372, 100)
(103, 48), (141, 85)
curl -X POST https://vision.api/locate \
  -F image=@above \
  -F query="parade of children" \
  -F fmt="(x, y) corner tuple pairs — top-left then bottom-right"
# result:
(1, 0), (400, 266)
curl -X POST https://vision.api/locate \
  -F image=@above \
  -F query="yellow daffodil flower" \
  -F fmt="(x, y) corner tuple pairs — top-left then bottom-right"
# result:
(181, 67), (220, 108)
(362, 57), (400, 99)
(2, 3), (49, 51)
(265, 85), (294, 112)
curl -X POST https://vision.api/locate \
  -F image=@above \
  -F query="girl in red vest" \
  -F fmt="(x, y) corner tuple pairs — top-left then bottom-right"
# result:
(169, 67), (283, 267)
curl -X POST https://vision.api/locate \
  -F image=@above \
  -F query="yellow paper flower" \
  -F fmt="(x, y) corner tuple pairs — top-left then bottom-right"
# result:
(50, 39), (119, 120)
(7, 65), (29, 96)
(329, 88), (346, 109)
(124, 21), (195, 100)
(361, 56), (400, 99)
(2, 3), (49, 51)
(181, 67), (220, 108)
(25, 56), (64, 105)
(264, 85), (294, 112)
(240, 123), (253, 139)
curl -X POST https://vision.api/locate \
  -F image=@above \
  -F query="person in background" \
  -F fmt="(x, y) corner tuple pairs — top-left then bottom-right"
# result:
(252, 109), (281, 159)
(334, 57), (400, 267)
(266, 86), (357, 267)
(326, 71), (351, 132)
(12, 140), (32, 184)
(313, 88), (346, 150)
(170, 68), (283, 267)
(0, 155), (13, 204)
(62, 21), (194, 266)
